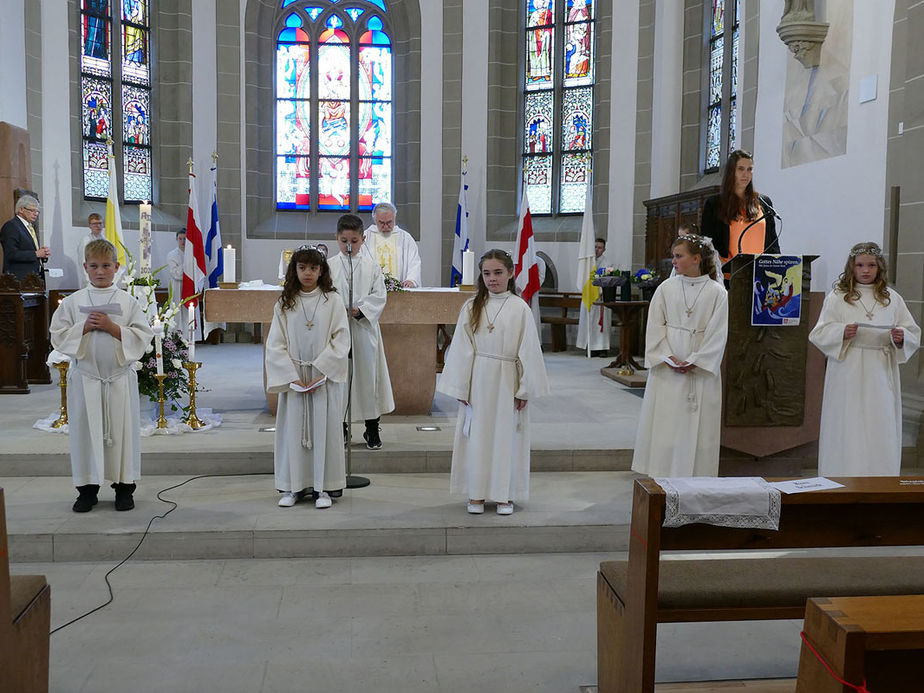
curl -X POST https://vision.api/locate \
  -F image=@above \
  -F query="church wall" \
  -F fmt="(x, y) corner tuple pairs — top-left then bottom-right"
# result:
(751, 0), (894, 291)
(0, 0), (28, 129)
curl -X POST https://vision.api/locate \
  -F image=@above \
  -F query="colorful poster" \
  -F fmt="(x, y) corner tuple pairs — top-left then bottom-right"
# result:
(752, 255), (803, 326)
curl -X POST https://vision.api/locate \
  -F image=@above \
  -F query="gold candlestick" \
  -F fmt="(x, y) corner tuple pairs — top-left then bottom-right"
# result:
(182, 361), (205, 429)
(51, 361), (69, 428)
(154, 373), (169, 429)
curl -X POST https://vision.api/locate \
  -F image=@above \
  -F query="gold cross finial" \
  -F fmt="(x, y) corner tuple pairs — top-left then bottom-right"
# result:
(212, 150), (219, 163)
(187, 158), (195, 174)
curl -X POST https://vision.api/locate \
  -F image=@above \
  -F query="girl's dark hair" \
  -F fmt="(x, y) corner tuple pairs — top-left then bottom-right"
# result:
(470, 249), (517, 332)
(835, 241), (890, 306)
(672, 234), (718, 281)
(279, 247), (336, 311)
(718, 149), (761, 224)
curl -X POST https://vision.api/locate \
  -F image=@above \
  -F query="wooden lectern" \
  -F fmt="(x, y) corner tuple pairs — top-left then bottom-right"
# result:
(0, 274), (51, 394)
(720, 254), (824, 457)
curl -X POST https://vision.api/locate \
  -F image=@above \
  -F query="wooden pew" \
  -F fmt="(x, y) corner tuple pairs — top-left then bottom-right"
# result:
(597, 477), (924, 693)
(0, 488), (50, 692)
(538, 291), (583, 351)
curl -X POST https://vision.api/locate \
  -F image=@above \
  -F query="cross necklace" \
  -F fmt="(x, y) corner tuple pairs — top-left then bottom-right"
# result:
(680, 280), (705, 317)
(857, 296), (877, 320)
(301, 292), (323, 329)
(486, 295), (511, 332)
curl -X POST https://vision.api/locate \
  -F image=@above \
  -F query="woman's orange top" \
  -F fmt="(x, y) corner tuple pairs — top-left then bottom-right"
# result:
(721, 213), (767, 276)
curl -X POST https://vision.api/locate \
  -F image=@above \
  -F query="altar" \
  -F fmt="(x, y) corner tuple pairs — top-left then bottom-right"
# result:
(204, 286), (473, 415)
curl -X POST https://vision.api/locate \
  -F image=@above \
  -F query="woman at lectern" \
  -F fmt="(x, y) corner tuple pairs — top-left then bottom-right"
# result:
(700, 150), (780, 276)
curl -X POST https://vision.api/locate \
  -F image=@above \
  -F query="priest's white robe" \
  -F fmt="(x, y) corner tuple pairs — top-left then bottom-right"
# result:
(438, 292), (550, 502)
(631, 274), (728, 477)
(266, 289), (351, 493)
(328, 253), (395, 421)
(49, 285), (154, 486)
(577, 253), (611, 352)
(808, 286), (920, 476)
(361, 225), (422, 287)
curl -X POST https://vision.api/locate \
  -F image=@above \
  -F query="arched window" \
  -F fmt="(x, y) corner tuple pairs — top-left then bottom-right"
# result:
(80, 0), (153, 202)
(704, 0), (739, 172)
(275, 0), (393, 211)
(522, 0), (594, 215)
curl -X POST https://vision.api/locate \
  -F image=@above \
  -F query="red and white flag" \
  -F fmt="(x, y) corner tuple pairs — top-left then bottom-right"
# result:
(182, 166), (207, 312)
(514, 181), (542, 330)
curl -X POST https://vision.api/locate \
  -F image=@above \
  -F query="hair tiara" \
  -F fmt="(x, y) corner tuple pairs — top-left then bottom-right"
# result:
(676, 234), (714, 252)
(849, 243), (883, 259)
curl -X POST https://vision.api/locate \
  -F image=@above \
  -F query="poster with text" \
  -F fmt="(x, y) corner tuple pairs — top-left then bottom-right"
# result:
(752, 255), (803, 326)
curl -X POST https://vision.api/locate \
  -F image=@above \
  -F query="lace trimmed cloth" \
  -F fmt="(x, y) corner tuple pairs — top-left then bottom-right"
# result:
(654, 476), (782, 530)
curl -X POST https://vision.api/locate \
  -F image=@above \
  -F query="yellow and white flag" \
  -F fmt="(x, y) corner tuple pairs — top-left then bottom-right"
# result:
(576, 182), (599, 311)
(104, 140), (126, 266)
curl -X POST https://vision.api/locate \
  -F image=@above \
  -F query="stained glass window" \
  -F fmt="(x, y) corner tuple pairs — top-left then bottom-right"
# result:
(275, 1), (393, 211)
(704, 0), (740, 172)
(80, 0), (154, 201)
(522, 0), (595, 214)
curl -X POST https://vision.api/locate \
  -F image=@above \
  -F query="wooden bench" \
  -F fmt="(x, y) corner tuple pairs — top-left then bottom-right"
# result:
(0, 487), (50, 692)
(539, 292), (583, 351)
(597, 477), (924, 693)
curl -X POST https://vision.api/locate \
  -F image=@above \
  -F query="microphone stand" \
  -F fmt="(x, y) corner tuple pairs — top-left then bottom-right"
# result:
(344, 243), (370, 490)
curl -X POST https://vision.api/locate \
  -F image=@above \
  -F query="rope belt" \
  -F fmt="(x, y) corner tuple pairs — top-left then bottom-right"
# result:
(75, 364), (133, 447)
(665, 322), (705, 335)
(850, 342), (897, 392)
(292, 357), (315, 449)
(475, 351), (526, 430)
(664, 324), (702, 411)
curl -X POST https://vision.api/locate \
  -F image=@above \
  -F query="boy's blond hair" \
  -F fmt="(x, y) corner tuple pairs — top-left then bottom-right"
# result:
(85, 238), (118, 262)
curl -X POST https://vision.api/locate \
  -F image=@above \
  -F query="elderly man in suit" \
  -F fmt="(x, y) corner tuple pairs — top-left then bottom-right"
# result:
(1, 195), (50, 281)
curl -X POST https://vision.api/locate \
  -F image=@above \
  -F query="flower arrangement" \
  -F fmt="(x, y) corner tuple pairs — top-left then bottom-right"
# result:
(593, 267), (628, 288)
(633, 268), (660, 288)
(383, 272), (406, 293)
(595, 266), (621, 278)
(137, 330), (190, 410)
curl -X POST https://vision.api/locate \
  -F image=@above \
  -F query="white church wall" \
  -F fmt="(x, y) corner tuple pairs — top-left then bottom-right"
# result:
(0, 0), (28, 128)
(753, 0), (895, 290)
(419, 0), (443, 287)
(649, 0), (682, 199)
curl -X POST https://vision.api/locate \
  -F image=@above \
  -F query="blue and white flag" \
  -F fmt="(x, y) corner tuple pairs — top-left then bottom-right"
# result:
(205, 160), (223, 288)
(450, 172), (470, 286)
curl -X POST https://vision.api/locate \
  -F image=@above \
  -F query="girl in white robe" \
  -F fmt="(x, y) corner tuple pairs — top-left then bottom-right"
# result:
(438, 249), (550, 515)
(266, 246), (351, 509)
(50, 239), (153, 511)
(328, 216), (395, 450)
(809, 242), (920, 476)
(632, 235), (728, 477)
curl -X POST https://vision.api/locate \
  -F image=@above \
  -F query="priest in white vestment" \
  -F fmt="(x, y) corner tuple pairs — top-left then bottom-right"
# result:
(631, 273), (728, 477)
(166, 229), (201, 339)
(361, 202), (422, 288)
(577, 238), (612, 355)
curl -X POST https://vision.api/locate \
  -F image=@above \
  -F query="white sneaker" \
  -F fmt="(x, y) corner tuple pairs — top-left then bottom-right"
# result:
(278, 492), (298, 507)
(466, 501), (485, 514)
(497, 501), (514, 515)
(315, 491), (332, 509)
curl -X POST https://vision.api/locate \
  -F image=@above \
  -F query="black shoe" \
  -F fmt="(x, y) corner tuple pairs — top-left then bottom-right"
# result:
(363, 426), (382, 450)
(112, 482), (136, 511)
(72, 484), (100, 513)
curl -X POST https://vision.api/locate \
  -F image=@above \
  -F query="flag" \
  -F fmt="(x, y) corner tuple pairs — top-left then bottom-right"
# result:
(450, 172), (470, 286)
(204, 161), (224, 288)
(182, 165), (207, 311)
(104, 141), (126, 266)
(577, 183), (599, 311)
(514, 181), (541, 328)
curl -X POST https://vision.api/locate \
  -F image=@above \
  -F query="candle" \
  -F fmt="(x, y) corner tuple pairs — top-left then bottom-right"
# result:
(139, 202), (152, 276)
(187, 304), (196, 362)
(224, 244), (236, 283)
(153, 318), (164, 376)
(461, 249), (474, 286)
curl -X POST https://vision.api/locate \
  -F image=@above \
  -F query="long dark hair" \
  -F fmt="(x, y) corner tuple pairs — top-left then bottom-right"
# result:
(279, 247), (336, 311)
(718, 149), (761, 224)
(835, 242), (890, 306)
(470, 249), (517, 332)
(672, 235), (718, 281)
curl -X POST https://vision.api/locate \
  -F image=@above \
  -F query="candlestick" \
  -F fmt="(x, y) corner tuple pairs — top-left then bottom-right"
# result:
(224, 244), (236, 282)
(182, 361), (205, 429)
(139, 202), (152, 276)
(51, 362), (69, 428)
(154, 374), (169, 429)
(461, 250), (474, 285)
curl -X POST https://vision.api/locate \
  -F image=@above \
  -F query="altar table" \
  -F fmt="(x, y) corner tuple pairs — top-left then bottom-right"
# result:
(204, 287), (473, 415)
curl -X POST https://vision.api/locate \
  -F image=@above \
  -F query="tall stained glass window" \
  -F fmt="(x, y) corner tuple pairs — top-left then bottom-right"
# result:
(79, 0), (154, 202)
(522, 0), (594, 215)
(276, 1), (393, 211)
(705, 0), (740, 173)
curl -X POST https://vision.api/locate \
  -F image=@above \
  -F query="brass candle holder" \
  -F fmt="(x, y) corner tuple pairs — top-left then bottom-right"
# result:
(51, 361), (69, 428)
(154, 373), (169, 429)
(182, 361), (205, 429)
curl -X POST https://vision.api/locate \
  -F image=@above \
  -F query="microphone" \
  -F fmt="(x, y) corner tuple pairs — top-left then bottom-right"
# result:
(346, 242), (352, 254)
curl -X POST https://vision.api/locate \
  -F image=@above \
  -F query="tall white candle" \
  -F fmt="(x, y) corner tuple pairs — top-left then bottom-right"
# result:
(139, 202), (152, 276)
(187, 305), (196, 362)
(462, 249), (474, 286)
(153, 318), (164, 376)
(224, 244), (236, 283)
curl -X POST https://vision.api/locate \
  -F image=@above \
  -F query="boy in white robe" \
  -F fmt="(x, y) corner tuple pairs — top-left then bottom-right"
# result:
(631, 235), (728, 477)
(266, 246), (351, 508)
(50, 238), (154, 512)
(328, 214), (395, 449)
(809, 242), (920, 476)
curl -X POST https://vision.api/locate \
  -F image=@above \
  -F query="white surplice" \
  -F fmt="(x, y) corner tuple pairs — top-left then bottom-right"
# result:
(266, 289), (351, 493)
(631, 274), (728, 477)
(166, 246), (201, 339)
(49, 285), (154, 486)
(809, 285), (920, 476)
(437, 292), (550, 502)
(361, 225), (422, 287)
(328, 253), (395, 421)
(577, 253), (611, 352)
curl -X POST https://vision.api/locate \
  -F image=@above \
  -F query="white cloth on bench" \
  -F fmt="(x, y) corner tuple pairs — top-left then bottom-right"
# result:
(654, 477), (781, 530)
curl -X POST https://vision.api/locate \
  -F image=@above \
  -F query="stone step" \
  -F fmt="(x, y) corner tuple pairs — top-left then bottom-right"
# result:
(2, 472), (633, 563)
